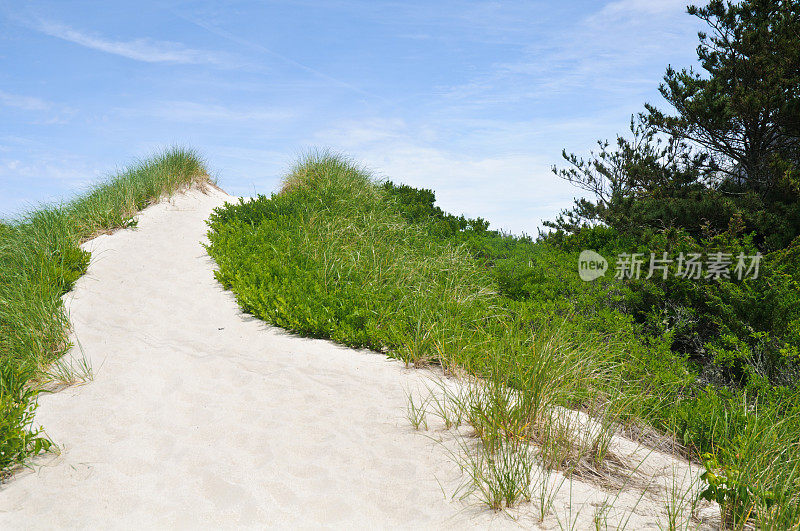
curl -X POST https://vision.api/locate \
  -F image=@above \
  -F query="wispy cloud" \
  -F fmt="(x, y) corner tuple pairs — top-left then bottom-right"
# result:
(441, 0), (698, 107)
(34, 20), (237, 66)
(175, 12), (383, 101)
(595, 0), (689, 19)
(0, 90), (76, 124)
(116, 100), (297, 124)
(0, 151), (104, 219)
(0, 90), (50, 111)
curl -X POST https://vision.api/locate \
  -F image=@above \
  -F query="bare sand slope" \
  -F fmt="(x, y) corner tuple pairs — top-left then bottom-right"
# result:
(0, 187), (714, 529)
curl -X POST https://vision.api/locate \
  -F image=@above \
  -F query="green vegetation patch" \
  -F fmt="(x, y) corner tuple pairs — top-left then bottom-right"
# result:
(207, 153), (498, 369)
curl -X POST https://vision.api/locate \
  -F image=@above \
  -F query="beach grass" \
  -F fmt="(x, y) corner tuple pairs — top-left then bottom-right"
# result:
(0, 147), (209, 478)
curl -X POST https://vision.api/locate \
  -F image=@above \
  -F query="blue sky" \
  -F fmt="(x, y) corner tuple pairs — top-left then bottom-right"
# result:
(0, 0), (703, 233)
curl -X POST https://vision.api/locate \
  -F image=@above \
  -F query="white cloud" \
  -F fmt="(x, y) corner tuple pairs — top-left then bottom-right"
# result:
(313, 120), (581, 235)
(35, 20), (236, 66)
(0, 90), (50, 111)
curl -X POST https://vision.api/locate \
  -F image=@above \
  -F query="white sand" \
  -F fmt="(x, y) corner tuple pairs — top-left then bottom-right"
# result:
(0, 187), (717, 529)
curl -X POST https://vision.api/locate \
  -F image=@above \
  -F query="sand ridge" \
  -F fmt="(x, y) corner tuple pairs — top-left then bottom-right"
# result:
(0, 187), (715, 529)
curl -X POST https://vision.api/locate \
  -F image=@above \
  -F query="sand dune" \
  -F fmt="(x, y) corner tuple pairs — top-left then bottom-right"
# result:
(0, 187), (714, 529)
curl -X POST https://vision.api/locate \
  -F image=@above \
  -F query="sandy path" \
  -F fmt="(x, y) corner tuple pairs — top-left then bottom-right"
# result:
(0, 187), (715, 529)
(0, 187), (509, 529)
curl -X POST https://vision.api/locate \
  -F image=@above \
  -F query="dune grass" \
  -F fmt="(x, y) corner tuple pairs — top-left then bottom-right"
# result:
(0, 147), (209, 478)
(206, 152), (800, 528)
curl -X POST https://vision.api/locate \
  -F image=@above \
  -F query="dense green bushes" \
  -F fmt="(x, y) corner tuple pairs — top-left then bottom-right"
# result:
(0, 147), (209, 478)
(207, 153), (800, 526)
(545, 0), (800, 401)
